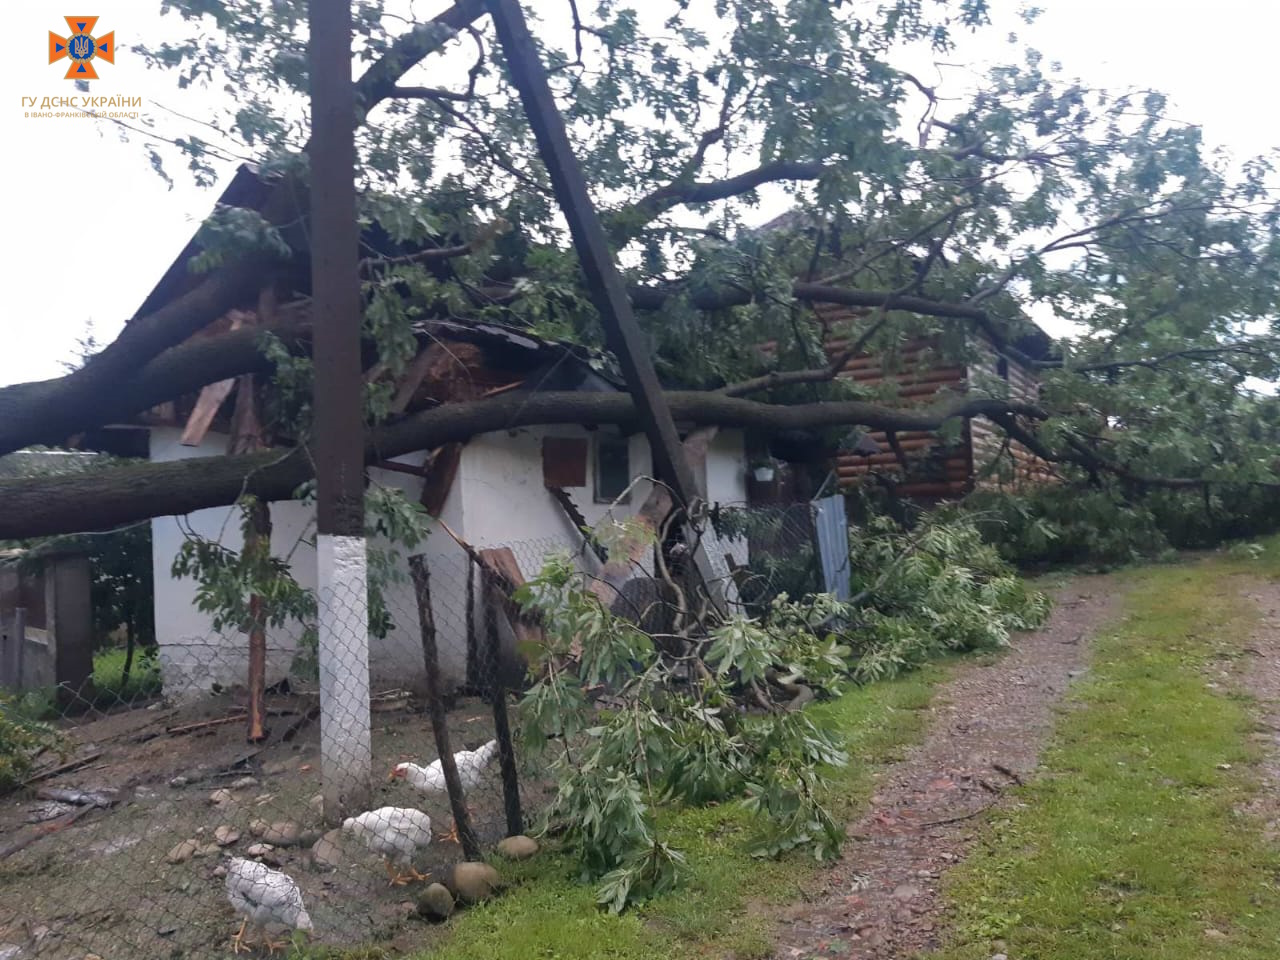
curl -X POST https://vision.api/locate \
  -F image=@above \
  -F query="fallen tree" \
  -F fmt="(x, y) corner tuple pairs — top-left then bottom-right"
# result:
(4, 0), (1280, 548)
(0, 391), (1044, 539)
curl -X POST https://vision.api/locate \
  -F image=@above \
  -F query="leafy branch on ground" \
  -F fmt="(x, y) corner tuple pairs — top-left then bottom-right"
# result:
(512, 506), (1048, 911)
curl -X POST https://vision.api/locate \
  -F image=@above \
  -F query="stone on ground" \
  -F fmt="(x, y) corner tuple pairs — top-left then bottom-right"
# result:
(416, 882), (456, 920)
(449, 862), (502, 903)
(496, 835), (539, 860)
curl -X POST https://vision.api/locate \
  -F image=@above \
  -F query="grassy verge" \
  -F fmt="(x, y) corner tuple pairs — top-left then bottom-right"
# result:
(386, 663), (948, 960)
(934, 546), (1280, 959)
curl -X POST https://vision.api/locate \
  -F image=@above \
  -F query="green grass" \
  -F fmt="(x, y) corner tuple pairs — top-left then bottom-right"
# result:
(934, 541), (1280, 959)
(370, 664), (948, 960)
(91, 645), (162, 704)
(3, 647), (161, 722)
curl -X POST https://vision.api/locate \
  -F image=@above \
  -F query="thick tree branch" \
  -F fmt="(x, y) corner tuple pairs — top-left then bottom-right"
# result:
(630, 278), (992, 322)
(0, 391), (1044, 539)
(622, 161), (827, 231)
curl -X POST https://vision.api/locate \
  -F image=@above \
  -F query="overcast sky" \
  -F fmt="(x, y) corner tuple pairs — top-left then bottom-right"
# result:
(3, 1), (1276, 388)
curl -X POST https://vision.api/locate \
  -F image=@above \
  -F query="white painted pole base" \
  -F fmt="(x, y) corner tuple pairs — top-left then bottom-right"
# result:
(316, 533), (372, 819)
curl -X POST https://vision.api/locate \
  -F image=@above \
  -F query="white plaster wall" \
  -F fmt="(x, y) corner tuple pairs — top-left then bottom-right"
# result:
(148, 422), (735, 700)
(364, 451), (472, 691)
(458, 426), (654, 564)
(150, 427), (315, 699)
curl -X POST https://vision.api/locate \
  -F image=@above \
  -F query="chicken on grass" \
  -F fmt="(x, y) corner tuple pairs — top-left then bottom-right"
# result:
(389, 739), (499, 843)
(224, 857), (313, 954)
(342, 806), (434, 885)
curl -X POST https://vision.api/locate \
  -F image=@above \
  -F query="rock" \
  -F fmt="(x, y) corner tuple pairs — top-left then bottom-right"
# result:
(165, 838), (200, 864)
(308, 793), (325, 815)
(245, 843), (275, 857)
(260, 821), (302, 846)
(195, 843), (222, 858)
(230, 776), (260, 790)
(496, 835), (539, 860)
(262, 760), (290, 776)
(248, 819), (269, 838)
(208, 788), (235, 806)
(85, 955), (104, 960)
(311, 829), (344, 870)
(449, 861), (502, 903)
(0, 944), (23, 960)
(214, 826), (241, 847)
(990, 954), (1008, 960)
(213, 865), (228, 878)
(1204, 928), (1229, 941)
(168, 776), (189, 788)
(416, 883), (456, 921)
(891, 883), (922, 901)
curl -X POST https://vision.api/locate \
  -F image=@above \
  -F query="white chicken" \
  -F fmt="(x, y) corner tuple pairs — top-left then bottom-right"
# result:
(342, 806), (434, 885)
(389, 739), (499, 842)
(224, 856), (314, 954)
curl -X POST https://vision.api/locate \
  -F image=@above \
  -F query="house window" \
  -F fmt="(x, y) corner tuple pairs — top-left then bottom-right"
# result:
(996, 356), (1010, 380)
(594, 435), (631, 503)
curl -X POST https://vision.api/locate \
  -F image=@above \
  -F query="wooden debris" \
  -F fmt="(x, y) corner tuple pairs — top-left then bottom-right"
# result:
(166, 713), (247, 736)
(0, 805), (96, 860)
(35, 787), (116, 808)
(21, 751), (104, 786)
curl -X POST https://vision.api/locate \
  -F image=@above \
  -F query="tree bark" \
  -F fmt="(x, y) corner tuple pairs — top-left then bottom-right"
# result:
(245, 498), (271, 744)
(407, 555), (481, 860)
(0, 390), (1043, 540)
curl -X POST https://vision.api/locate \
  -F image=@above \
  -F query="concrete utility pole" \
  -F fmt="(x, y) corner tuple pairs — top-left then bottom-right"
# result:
(309, 0), (372, 819)
(485, 0), (724, 609)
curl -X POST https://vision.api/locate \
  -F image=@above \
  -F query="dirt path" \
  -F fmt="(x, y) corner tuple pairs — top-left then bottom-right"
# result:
(770, 575), (1125, 959)
(1230, 577), (1280, 842)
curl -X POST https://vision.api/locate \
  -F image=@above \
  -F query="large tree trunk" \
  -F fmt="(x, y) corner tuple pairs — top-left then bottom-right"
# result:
(0, 390), (1040, 540)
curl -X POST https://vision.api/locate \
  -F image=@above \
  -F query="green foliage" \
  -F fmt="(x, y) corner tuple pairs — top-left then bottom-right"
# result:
(846, 514), (1050, 682)
(0, 692), (66, 792)
(958, 482), (1280, 571)
(513, 552), (851, 912)
(171, 496), (317, 637)
(135, 0), (1280, 504)
(189, 205), (291, 274)
(957, 486), (1174, 569)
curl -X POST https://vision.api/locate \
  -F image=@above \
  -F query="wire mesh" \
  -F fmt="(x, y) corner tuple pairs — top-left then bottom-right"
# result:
(0, 508), (830, 958)
(0, 534), (584, 959)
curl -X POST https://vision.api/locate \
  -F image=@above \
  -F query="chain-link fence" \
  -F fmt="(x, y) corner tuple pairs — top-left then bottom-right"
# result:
(0, 532), (598, 959)
(0, 505), (837, 959)
(710, 502), (825, 612)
